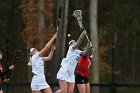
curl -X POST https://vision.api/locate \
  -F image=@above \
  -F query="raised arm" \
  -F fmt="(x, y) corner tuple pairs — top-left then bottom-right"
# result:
(42, 45), (56, 62)
(72, 30), (86, 49)
(38, 32), (57, 56)
(80, 42), (92, 56)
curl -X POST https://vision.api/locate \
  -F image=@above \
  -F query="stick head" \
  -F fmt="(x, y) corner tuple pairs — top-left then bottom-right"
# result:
(73, 10), (82, 21)
(73, 10), (84, 30)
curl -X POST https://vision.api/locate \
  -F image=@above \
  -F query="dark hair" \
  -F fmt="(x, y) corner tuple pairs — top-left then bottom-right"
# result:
(78, 47), (86, 51)
(0, 51), (2, 54)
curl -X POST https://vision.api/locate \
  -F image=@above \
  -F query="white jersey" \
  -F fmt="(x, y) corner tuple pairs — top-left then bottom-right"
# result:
(61, 46), (81, 72)
(28, 53), (50, 90)
(57, 46), (82, 82)
(30, 53), (45, 76)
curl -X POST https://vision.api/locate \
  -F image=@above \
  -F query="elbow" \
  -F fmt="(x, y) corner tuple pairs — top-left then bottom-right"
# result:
(47, 58), (52, 61)
(48, 56), (53, 61)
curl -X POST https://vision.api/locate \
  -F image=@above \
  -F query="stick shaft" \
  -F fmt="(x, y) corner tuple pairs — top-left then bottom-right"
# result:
(85, 33), (94, 51)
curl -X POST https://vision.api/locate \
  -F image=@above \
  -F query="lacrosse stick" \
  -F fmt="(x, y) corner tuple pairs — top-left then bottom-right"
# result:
(57, 4), (64, 31)
(54, 4), (64, 44)
(73, 10), (94, 51)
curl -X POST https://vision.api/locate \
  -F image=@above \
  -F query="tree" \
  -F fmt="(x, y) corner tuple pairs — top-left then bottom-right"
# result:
(90, 0), (99, 92)
(38, 0), (45, 48)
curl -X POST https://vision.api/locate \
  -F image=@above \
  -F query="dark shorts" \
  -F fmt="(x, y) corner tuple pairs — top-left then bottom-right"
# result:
(75, 74), (89, 84)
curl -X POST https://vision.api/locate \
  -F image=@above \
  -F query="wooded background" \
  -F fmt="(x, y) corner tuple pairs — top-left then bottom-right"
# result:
(0, 0), (140, 93)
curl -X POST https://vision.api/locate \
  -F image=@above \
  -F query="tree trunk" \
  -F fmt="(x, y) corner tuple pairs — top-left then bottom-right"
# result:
(38, 0), (45, 49)
(62, 0), (69, 56)
(90, 0), (100, 92)
(48, 0), (68, 83)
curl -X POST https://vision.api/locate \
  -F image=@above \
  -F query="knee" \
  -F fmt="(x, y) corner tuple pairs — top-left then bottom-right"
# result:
(55, 89), (67, 93)
(68, 90), (73, 93)
(62, 89), (67, 93)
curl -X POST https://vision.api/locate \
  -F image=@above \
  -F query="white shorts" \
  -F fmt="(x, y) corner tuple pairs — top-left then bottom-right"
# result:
(57, 66), (75, 83)
(31, 75), (50, 91)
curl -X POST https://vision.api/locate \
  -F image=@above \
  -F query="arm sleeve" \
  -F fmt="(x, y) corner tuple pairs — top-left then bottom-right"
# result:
(80, 46), (91, 56)
(0, 68), (11, 81)
(1, 68), (10, 77)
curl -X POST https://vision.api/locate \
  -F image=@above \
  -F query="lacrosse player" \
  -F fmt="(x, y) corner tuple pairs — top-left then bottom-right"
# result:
(56, 30), (90, 93)
(28, 33), (57, 93)
(0, 51), (14, 93)
(75, 42), (93, 93)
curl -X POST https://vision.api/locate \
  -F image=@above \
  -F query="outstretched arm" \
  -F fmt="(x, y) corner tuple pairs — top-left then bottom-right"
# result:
(72, 30), (86, 49)
(42, 45), (56, 62)
(38, 32), (57, 56)
(80, 42), (92, 56)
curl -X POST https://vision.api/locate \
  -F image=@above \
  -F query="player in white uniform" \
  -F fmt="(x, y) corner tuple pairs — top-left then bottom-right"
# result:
(28, 33), (57, 93)
(55, 30), (89, 93)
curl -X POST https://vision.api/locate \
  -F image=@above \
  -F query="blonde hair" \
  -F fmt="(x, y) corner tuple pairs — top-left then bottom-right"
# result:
(68, 40), (75, 46)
